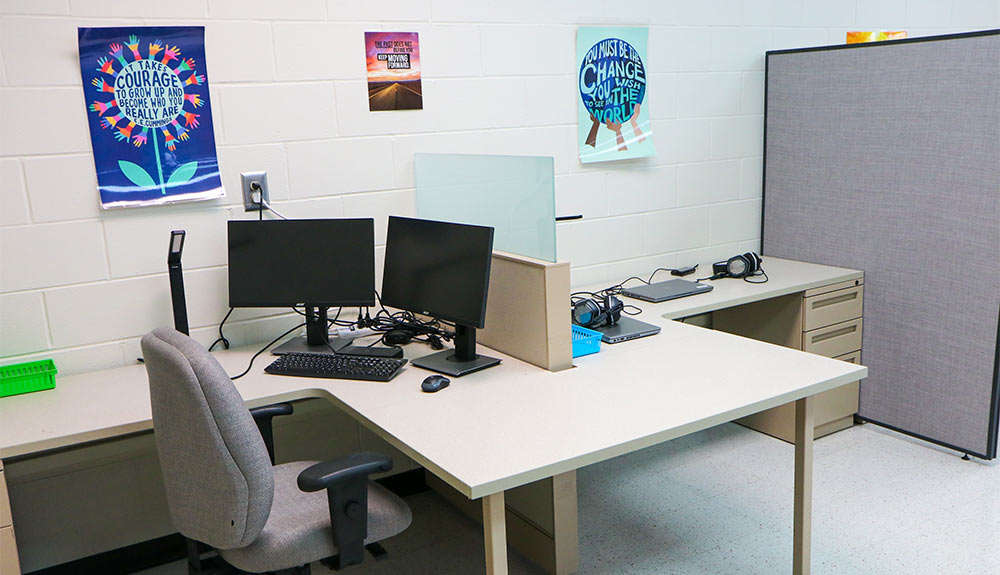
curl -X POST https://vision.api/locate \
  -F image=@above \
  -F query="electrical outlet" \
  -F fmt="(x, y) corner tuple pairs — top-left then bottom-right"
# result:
(241, 171), (270, 212)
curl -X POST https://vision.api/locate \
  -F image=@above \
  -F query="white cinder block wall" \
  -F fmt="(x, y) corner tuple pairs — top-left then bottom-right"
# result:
(1, 0), (996, 375)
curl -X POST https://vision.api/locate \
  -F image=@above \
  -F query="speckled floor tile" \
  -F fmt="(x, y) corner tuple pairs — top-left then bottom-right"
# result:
(134, 423), (1000, 575)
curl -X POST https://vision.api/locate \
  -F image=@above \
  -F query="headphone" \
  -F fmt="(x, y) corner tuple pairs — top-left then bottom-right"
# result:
(382, 329), (414, 346)
(710, 252), (763, 280)
(572, 293), (624, 328)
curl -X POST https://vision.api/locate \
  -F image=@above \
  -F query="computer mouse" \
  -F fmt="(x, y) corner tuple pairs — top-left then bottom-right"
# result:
(384, 329), (414, 346)
(421, 374), (450, 393)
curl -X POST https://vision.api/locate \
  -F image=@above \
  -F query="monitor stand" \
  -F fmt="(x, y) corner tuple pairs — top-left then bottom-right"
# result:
(412, 324), (500, 377)
(272, 305), (349, 355)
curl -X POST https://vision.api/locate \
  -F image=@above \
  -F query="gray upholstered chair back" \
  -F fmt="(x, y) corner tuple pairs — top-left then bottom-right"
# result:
(141, 327), (274, 550)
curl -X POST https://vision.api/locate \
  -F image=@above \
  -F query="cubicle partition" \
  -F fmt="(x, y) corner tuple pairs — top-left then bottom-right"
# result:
(762, 31), (1000, 458)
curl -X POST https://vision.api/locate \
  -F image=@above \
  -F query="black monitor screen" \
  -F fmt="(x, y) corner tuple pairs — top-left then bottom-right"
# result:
(381, 216), (494, 328)
(228, 219), (375, 308)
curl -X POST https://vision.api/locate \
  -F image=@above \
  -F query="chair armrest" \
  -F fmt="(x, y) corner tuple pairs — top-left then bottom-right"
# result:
(298, 452), (394, 570)
(249, 402), (294, 465)
(249, 403), (294, 420)
(297, 452), (393, 492)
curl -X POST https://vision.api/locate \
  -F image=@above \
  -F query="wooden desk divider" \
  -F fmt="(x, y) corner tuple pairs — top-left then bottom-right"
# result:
(434, 251), (578, 575)
(479, 251), (573, 373)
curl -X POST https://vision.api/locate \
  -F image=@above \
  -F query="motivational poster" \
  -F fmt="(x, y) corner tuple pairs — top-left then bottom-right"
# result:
(365, 32), (423, 111)
(78, 26), (223, 208)
(576, 27), (655, 163)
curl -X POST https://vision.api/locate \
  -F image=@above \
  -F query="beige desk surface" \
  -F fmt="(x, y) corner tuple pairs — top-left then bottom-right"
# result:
(592, 256), (864, 320)
(0, 290), (866, 502)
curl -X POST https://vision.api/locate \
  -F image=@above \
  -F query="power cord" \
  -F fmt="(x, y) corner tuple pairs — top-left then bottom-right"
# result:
(697, 267), (768, 284)
(291, 305), (356, 328)
(598, 265), (695, 294)
(231, 322), (306, 380)
(229, 309), (365, 380)
(249, 182), (289, 220)
(207, 307), (234, 351)
(570, 265), (704, 320)
(363, 289), (453, 349)
(614, 276), (649, 288)
(251, 182), (264, 222)
(570, 266), (698, 318)
(259, 197), (288, 220)
(647, 266), (694, 283)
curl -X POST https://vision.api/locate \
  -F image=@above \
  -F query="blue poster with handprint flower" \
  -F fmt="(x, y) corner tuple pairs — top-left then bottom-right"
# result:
(78, 26), (223, 208)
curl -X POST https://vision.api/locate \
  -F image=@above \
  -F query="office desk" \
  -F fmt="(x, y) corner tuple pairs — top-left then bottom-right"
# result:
(0, 301), (865, 575)
(645, 257), (862, 322)
(581, 257), (865, 444)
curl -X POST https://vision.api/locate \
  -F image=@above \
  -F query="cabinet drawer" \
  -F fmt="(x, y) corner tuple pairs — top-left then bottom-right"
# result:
(803, 318), (862, 358)
(836, 350), (861, 364)
(0, 526), (18, 575)
(813, 350), (862, 425)
(803, 285), (863, 331)
(0, 471), (9, 528)
(804, 277), (863, 298)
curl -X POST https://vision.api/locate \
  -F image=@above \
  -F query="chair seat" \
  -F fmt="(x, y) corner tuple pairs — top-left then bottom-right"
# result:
(219, 460), (412, 573)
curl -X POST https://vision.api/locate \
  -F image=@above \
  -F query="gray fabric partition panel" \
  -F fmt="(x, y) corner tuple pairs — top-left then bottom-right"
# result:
(762, 31), (1000, 458)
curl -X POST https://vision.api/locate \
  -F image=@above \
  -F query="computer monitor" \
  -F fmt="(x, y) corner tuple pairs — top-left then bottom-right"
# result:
(228, 219), (375, 354)
(381, 216), (500, 377)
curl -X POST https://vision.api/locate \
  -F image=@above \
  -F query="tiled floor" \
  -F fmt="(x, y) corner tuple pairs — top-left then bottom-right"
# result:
(136, 422), (999, 575)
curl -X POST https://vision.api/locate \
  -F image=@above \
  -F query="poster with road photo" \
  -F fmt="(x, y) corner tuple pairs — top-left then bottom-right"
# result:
(365, 32), (422, 111)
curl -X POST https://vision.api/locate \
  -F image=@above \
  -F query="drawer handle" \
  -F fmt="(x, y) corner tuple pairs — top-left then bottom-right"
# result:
(811, 324), (857, 343)
(811, 291), (857, 309)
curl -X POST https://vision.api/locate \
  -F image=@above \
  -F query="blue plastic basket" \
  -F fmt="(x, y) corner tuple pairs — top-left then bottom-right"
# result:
(571, 324), (602, 358)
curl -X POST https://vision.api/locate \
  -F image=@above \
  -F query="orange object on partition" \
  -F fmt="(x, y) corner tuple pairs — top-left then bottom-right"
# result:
(847, 31), (908, 44)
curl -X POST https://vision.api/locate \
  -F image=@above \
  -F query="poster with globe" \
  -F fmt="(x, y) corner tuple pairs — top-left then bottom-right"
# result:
(576, 27), (655, 163)
(78, 26), (223, 209)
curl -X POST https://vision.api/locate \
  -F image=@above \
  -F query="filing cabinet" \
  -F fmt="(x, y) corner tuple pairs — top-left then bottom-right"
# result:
(715, 277), (864, 443)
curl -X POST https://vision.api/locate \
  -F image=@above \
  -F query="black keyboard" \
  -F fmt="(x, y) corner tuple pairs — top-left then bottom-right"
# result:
(265, 352), (407, 382)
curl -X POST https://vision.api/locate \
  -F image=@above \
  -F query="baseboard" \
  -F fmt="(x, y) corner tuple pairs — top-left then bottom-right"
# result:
(28, 533), (186, 575)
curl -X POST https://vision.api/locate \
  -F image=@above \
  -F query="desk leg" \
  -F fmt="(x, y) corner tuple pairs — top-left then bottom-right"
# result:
(552, 471), (579, 574)
(793, 396), (814, 575)
(483, 491), (508, 575)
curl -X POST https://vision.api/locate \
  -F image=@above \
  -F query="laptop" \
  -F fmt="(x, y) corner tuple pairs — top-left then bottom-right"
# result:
(592, 316), (661, 344)
(621, 278), (713, 303)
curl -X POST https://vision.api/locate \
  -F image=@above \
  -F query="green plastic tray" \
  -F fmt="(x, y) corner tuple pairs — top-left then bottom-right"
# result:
(0, 359), (57, 398)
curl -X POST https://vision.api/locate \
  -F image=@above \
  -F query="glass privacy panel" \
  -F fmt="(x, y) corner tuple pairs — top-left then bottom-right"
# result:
(415, 153), (556, 263)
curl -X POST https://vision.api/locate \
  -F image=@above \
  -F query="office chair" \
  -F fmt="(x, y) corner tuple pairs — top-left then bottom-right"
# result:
(141, 328), (412, 574)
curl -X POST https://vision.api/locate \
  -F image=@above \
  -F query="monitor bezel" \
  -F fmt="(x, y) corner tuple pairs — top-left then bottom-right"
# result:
(227, 218), (376, 309)
(381, 215), (495, 329)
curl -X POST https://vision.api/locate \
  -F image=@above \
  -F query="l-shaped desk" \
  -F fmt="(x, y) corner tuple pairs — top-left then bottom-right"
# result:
(0, 257), (867, 575)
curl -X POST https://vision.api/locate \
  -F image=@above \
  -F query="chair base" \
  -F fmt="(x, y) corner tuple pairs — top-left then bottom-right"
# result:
(184, 536), (387, 573)
(366, 542), (388, 561)
(319, 543), (389, 571)
(187, 537), (311, 575)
